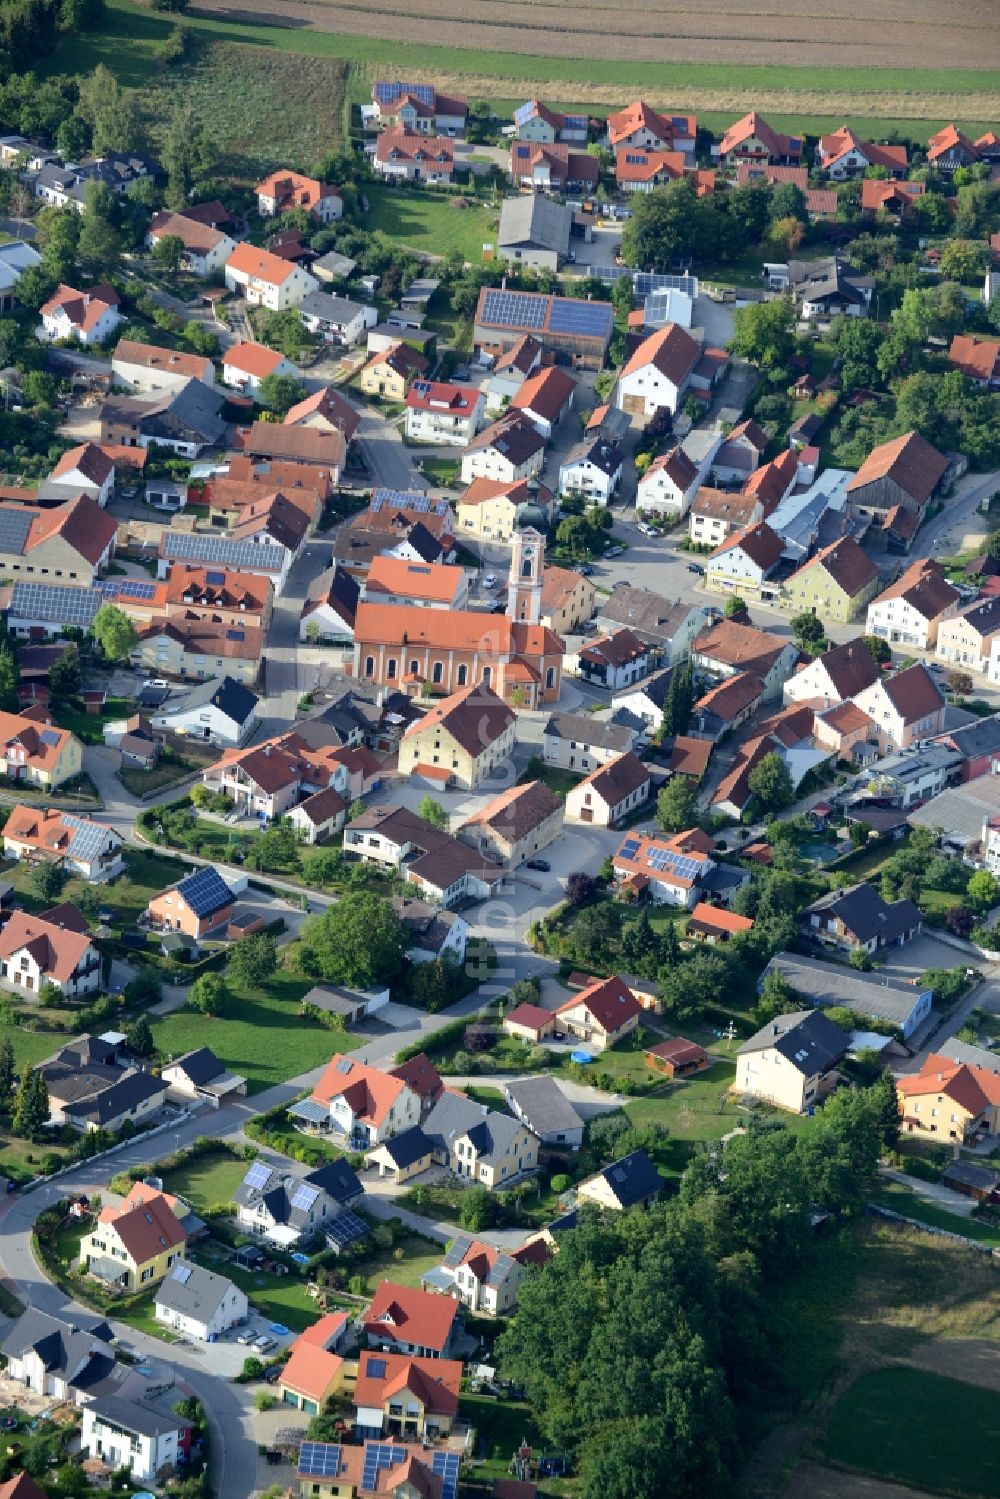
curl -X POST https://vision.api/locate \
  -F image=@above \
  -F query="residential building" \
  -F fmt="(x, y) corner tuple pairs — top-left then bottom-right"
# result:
(299, 290), (378, 348)
(847, 430), (949, 519)
(43, 442), (114, 506)
(816, 125), (908, 178)
(599, 589), (711, 662)
(287, 786), (348, 845)
(353, 1349), (462, 1440)
(510, 365), (576, 439)
(497, 193), (573, 270)
(785, 256), (872, 320)
(426, 1234), (550, 1318)
(564, 751), (651, 827)
(80, 1188), (186, 1292)
(404, 380), (484, 447)
(783, 636), (880, 708)
(735, 1010), (848, 1114)
(454, 477), (555, 546)
(505, 1076), (584, 1148)
(100, 380), (226, 458)
(461, 412), (547, 486)
(37, 282), (123, 346)
(391, 898), (468, 968)
(374, 128), (455, 183)
(860, 177), (926, 219)
(363, 556), (466, 612)
(935, 712), (1000, 782)
(0, 1308), (115, 1406)
(154, 1261), (248, 1342)
(509, 139), (598, 192)
(147, 210), (235, 276)
(908, 781), (1000, 859)
(279, 1315), (352, 1414)
(897, 1053), (1000, 1143)
(299, 1053), (420, 1148)
(112, 339), (213, 395)
(863, 742), (962, 808)
(927, 123), (979, 172)
(422, 1090), (539, 1188)
(799, 881), (922, 955)
(0, 907), (100, 999)
(555, 974), (642, 1050)
(371, 81), (467, 135)
(866, 559), (960, 649)
(2, 805), (123, 882)
(473, 285), (613, 370)
(608, 100), (695, 154)
(615, 147), (687, 193)
(574, 628), (652, 691)
(236, 419), (345, 480)
(719, 111), (803, 165)
(558, 434), (624, 504)
(397, 682), (515, 790)
(575, 1147), (663, 1210)
(616, 323), (700, 418)
(692, 670), (763, 739)
(457, 780), (563, 868)
(161, 1047), (247, 1109)
(80, 1397), (192, 1486)
(360, 341), (429, 400)
(742, 446), (799, 511)
(256, 169), (341, 222)
(611, 826), (716, 908)
(705, 521), (784, 602)
(613, 666), (674, 731)
(344, 804), (504, 907)
(221, 341), (297, 394)
(710, 417), (768, 483)
(937, 595), (1000, 673)
(638, 445), (703, 519)
(543, 711), (637, 773)
(146, 867), (236, 939)
(514, 98), (589, 145)
(853, 662), (946, 749)
(782, 535), (880, 622)
(762, 952), (933, 1040)
(39, 1036), (165, 1133)
(299, 564), (359, 647)
(149, 676), (260, 747)
(282, 384), (360, 441)
(0, 238), (41, 314)
(132, 616), (262, 686)
(363, 1281), (459, 1358)
(224, 242), (319, 310)
(233, 1160), (362, 1250)
(948, 333), (1000, 389)
(0, 493), (115, 586)
(203, 727), (353, 818)
(692, 618), (800, 701)
(540, 562), (595, 634)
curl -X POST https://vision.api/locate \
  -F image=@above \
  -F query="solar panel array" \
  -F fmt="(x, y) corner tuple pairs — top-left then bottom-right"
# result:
(161, 530), (285, 573)
(242, 1161), (272, 1192)
(548, 298), (613, 338)
(588, 266), (697, 298)
(365, 1357), (387, 1379)
(40, 729), (61, 747)
(431, 1450), (461, 1499)
(480, 288), (547, 330)
(362, 1443), (408, 1491)
(298, 1442), (342, 1478)
(374, 80), (434, 107)
(370, 488), (445, 514)
(171, 1263), (193, 1284)
(324, 1210), (368, 1248)
(443, 1234), (471, 1268)
(63, 813), (112, 865)
(100, 578), (157, 602)
(513, 101), (535, 127)
(10, 582), (99, 627)
(178, 866), (231, 918)
(618, 838), (641, 861)
(290, 1184), (319, 1214)
(646, 848), (701, 879)
(0, 508), (33, 556)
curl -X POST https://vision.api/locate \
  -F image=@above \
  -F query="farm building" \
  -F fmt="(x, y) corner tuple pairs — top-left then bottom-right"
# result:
(474, 286), (613, 370)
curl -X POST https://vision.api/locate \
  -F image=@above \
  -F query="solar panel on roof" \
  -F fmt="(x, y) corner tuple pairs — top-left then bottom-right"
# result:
(444, 1234), (470, 1268)
(178, 866), (231, 919)
(618, 838), (641, 861)
(375, 80), (434, 106)
(39, 730), (61, 747)
(171, 1263), (193, 1284)
(365, 1356), (387, 1378)
(161, 530), (285, 572)
(324, 1210), (368, 1248)
(205, 570), (226, 585)
(432, 1450), (460, 1499)
(102, 578), (157, 602)
(362, 1442), (407, 1490)
(370, 487), (434, 512)
(290, 1184), (319, 1213)
(11, 582), (100, 627)
(242, 1161), (271, 1192)
(0, 508), (33, 557)
(480, 288), (548, 330)
(513, 101), (534, 126)
(548, 298), (613, 339)
(299, 1442), (342, 1478)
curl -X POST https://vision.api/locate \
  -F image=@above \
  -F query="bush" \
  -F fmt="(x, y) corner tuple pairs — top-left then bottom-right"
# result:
(240, 1356), (264, 1381)
(550, 1173), (571, 1194)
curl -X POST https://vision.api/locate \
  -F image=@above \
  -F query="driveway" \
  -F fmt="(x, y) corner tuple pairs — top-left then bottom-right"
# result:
(877, 933), (974, 984)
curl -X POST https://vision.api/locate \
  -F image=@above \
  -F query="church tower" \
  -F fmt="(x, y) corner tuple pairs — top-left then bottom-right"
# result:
(507, 527), (544, 624)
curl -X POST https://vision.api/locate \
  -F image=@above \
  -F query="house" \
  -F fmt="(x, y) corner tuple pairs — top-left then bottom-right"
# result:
(948, 334), (1000, 389)
(0, 707), (82, 788)
(937, 595), (1000, 675)
(146, 867), (236, 939)
(3, 805), (123, 882)
(461, 412), (547, 486)
(352, 602), (563, 708)
(80, 1397), (192, 1486)
(203, 727), (353, 818)
(799, 881), (922, 955)
(365, 1127), (437, 1185)
(866, 558), (960, 649)
(282, 385), (360, 442)
(0, 494), (116, 587)
(705, 521), (784, 602)
(638, 445), (703, 519)
(692, 618), (800, 701)
(299, 290), (378, 348)
(38, 1033), (165, 1135)
(564, 751), (651, 828)
(112, 339), (214, 395)
(224, 242), (319, 310)
(473, 285), (613, 370)
(860, 177), (926, 219)
(611, 668), (674, 731)
(221, 341), (297, 394)
(256, 168), (342, 222)
(0, 1307), (116, 1406)
(100, 380), (226, 458)
(783, 636), (880, 708)
(504, 1002), (557, 1043)
(422, 1090), (539, 1188)
(853, 662), (946, 749)
(0, 907), (100, 999)
(398, 682), (515, 790)
(786, 257), (872, 320)
(278, 1314), (352, 1414)
(558, 434), (624, 504)
(782, 535), (880, 623)
(935, 712), (1000, 783)
(299, 565), (359, 647)
(346, 804), (504, 908)
(860, 742), (962, 808)
(0, 238), (41, 314)
(161, 1047), (247, 1108)
(37, 282), (123, 346)
(897, 1053), (1000, 1143)
(364, 1282), (459, 1359)
(927, 123), (980, 172)
(816, 126), (907, 178)
(391, 901), (468, 972)
(457, 780), (563, 869)
(80, 1188), (186, 1292)
(505, 1076), (584, 1148)
(426, 1233), (550, 1318)
(611, 827), (716, 907)
(454, 477), (554, 546)
(229, 489), (311, 557)
(515, 98), (589, 145)
(710, 417), (768, 484)
(404, 380), (484, 447)
(616, 323), (701, 419)
(353, 1350), (462, 1440)
(304, 1054), (420, 1148)
(576, 1148), (663, 1210)
(498, 193), (573, 270)
(608, 100), (695, 154)
(762, 952), (932, 1040)
(510, 366), (576, 440)
(371, 81), (467, 135)
(555, 974), (642, 1050)
(157, 529), (291, 595)
(615, 147), (686, 193)
(742, 446), (799, 513)
(147, 210), (235, 276)
(509, 140), (598, 192)
(645, 1037), (709, 1077)
(375, 128), (455, 183)
(360, 341), (429, 400)
(599, 589), (711, 663)
(233, 1158), (363, 1251)
(736, 1009), (847, 1114)
(719, 111), (802, 165)
(848, 430), (949, 519)
(132, 615), (262, 686)
(574, 629), (652, 691)
(154, 1261), (248, 1342)
(43, 442), (115, 506)
(149, 675), (259, 747)
(287, 785), (348, 845)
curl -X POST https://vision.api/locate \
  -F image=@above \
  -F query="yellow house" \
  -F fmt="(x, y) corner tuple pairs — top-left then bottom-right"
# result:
(782, 536), (880, 624)
(455, 476), (556, 544)
(79, 1185), (187, 1292)
(457, 779), (563, 869)
(541, 564), (596, 634)
(735, 1009), (848, 1114)
(576, 1147), (664, 1211)
(398, 682), (516, 791)
(353, 1349), (462, 1440)
(359, 342), (428, 401)
(365, 1128), (436, 1184)
(280, 1315), (354, 1416)
(0, 711), (82, 790)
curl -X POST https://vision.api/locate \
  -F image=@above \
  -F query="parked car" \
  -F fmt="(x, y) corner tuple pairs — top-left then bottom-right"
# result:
(604, 544), (625, 558)
(237, 1333), (256, 1347)
(576, 563), (594, 576)
(526, 858), (551, 872)
(483, 573), (497, 588)
(253, 1335), (276, 1353)
(636, 522), (657, 537)
(687, 562), (704, 574)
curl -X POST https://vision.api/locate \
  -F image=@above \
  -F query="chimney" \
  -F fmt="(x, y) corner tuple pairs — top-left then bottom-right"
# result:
(771, 1023), (779, 1036)
(264, 744), (272, 757)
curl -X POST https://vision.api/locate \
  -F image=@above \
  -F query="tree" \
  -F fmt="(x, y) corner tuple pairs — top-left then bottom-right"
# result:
(657, 776), (698, 832)
(161, 105), (215, 210)
(730, 297), (795, 372)
(862, 634), (891, 664)
(189, 971), (225, 1016)
(416, 796), (449, 830)
(124, 1015), (153, 1056)
(726, 181), (771, 242)
(791, 613), (825, 649)
(12, 1066), (49, 1138)
(91, 603), (138, 662)
(245, 821), (301, 873)
(620, 910), (657, 976)
(0, 641), (18, 711)
(459, 1185), (496, 1231)
(834, 316), (884, 395)
(946, 905), (974, 938)
(938, 238), (990, 283)
(298, 893), (406, 989)
(723, 595), (746, 619)
(747, 752), (794, 816)
(967, 869), (999, 915)
(751, 968), (798, 1026)
(30, 861), (65, 901)
(227, 931), (278, 990)
(257, 373), (307, 417)
(152, 0), (190, 9)
(151, 233), (185, 273)
(661, 660), (693, 736)
(565, 872), (600, 907)
(659, 951), (729, 1024)
(0, 1034), (14, 1110)
(76, 208), (120, 277)
(767, 215), (804, 254)
(770, 181), (807, 223)
(621, 177), (740, 271)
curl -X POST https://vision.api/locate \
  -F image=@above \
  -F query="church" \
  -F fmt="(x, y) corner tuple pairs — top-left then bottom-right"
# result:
(350, 529), (565, 707)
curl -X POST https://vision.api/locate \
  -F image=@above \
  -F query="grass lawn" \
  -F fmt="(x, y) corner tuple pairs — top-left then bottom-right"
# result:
(190, 1242), (322, 1333)
(516, 763), (582, 799)
(159, 1149), (249, 1217)
(55, 696), (134, 746)
(355, 1230), (443, 1292)
(416, 457), (461, 488)
(0, 1119), (75, 1185)
(118, 747), (209, 797)
(824, 1368), (1000, 1498)
(1, 843), (194, 929)
(151, 967), (360, 1093)
(462, 1085), (509, 1111)
(364, 183), (496, 264)
(871, 1179), (1000, 1248)
(460, 1394), (573, 1491)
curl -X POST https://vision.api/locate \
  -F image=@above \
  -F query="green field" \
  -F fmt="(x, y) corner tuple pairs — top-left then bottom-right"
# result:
(159, 1149), (249, 1216)
(364, 184), (497, 264)
(825, 1368), (1000, 1498)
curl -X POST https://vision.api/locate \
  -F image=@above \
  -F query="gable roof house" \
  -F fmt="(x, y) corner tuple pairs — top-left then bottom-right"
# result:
(719, 111), (803, 165)
(352, 1348), (463, 1440)
(558, 433), (625, 505)
(38, 282), (123, 347)
(514, 98), (589, 145)
(375, 128), (455, 184)
(799, 881), (922, 956)
(160, 1046), (247, 1108)
(498, 193), (573, 271)
(298, 289), (379, 349)
(306, 1054), (421, 1148)
(637, 444), (702, 519)
(781, 534), (880, 622)
(425, 1232), (552, 1316)
(897, 1052), (1000, 1144)
(397, 682), (516, 790)
(111, 339), (214, 395)
(616, 323), (701, 419)
(233, 1158), (363, 1253)
(0, 493), (115, 587)
(927, 123), (980, 172)
(611, 826), (717, 908)
(154, 1261), (248, 1342)
(539, 561), (596, 635)
(576, 1147), (664, 1210)
(937, 595), (1000, 676)
(692, 618), (800, 701)
(615, 146), (687, 193)
(692, 669), (764, 740)
(0, 1307), (115, 1406)
(371, 80), (467, 135)
(949, 333), (1000, 389)
(404, 379), (485, 447)
(573, 628), (652, 693)
(847, 430), (949, 518)
(224, 242), (319, 311)
(460, 411), (547, 486)
(866, 558), (960, 650)
(256, 169), (342, 223)
(42, 441), (115, 506)
(221, 340), (297, 395)
(457, 779), (563, 869)
(147, 210), (236, 276)
(100, 379), (226, 458)
(509, 140), (598, 192)
(762, 951), (933, 1041)
(555, 974), (643, 1050)
(816, 126), (908, 178)
(0, 907), (101, 1001)
(542, 710), (638, 774)
(510, 365), (576, 439)
(783, 636), (880, 707)
(363, 1281), (459, 1359)
(391, 896), (469, 969)
(278, 1314), (352, 1415)
(80, 1189), (186, 1292)
(422, 1089), (540, 1189)
(853, 662), (947, 749)
(705, 521), (784, 602)
(608, 100), (695, 154)
(599, 588), (712, 663)
(344, 804), (505, 908)
(299, 564), (360, 647)
(564, 750), (652, 829)
(3, 804), (123, 882)
(146, 867), (235, 940)
(736, 1009), (848, 1114)
(787, 256), (873, 320)
(360, 339), (430, 401)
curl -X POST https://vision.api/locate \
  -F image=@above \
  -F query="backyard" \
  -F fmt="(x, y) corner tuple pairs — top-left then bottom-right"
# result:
(870, 1178), (1000, 1249)
(362, 184), (497, 264)
(159, 1148), (250, 1217)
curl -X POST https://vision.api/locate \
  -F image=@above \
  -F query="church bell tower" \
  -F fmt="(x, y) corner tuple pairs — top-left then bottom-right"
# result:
(507, 527), (544, 625)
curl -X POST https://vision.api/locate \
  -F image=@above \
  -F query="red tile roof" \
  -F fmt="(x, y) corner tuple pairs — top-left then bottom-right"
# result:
(311, 1055), (412, 1127)
(689, 901), (754, 935)
(556, 974), (642, 1034)
(353, 1350), (462, 1418)
(848, 430), (948, 507)
(504, 1002), (554, 1033)
(280, 1339), (343, 1402)
(0, 908), (94, 984)
(510, 365), (576, 422)
(100, 1190), (186, 1265)
(364, 1281), (459, 1354)
(949, 333), (1000, 384)
(621, 323), (700, 384)
(389, 1052), (443, 1104)
(223, 341), (288, 379)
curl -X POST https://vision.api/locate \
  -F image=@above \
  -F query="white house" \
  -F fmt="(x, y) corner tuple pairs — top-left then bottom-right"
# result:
(154, 1261), (248, 1342)
(81, 1397), (192, 1485)
(616, 322), (701, 419)
(0, 238), (41, 313)
(298, 291), (378, 348)
(405, 381), (485, 447)
(112, 339), (214, 395)
(221, 341), (298, 395)
(558, 435), (624, 504)
(374, 129), (455, 183)
(224, 243), (319, 311)
(150, 676), (260, 747)
(783, 637), (881, 708)
(38, 283), (123, 346)
(256, 169), (342, 223)
(509, 365), (576, 439)
(705, 521), (784, 601)
(147, 211), (236, 277)
(637, 445), (700, 518)
(865, 558), (961, 651)
(461, 413), (546, 485)
(44, 442), (115, 506)
(853, 663), (947, 751)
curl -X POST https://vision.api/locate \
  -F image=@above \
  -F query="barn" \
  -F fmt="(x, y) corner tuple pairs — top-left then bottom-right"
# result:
(474, 286), (613, 370)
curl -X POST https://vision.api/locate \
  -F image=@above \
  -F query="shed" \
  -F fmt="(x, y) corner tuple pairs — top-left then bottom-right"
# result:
(941, 1160), (1000, 1202)
(645, 1038), (709, 1077)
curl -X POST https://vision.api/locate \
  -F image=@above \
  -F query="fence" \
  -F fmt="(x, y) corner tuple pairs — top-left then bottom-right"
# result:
(866, 1201), (999, 1258)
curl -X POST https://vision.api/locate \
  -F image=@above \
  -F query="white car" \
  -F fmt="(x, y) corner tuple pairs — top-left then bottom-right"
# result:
(142, 679), (169, 690)
(483, 573), (497, 588)
(637, 522), (658, 537)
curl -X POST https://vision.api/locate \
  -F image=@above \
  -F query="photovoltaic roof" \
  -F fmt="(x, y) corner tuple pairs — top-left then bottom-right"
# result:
(161, 530), (285, 572)
(299, 1442), (342, 1478)
(175, 866), (232, 919)
(374, 80), (434, 106)
(243, 1161), (272, 1192)
(432, 1449), (460, 1499)
(10, 582), (99, 627)
(362, 1444), (408, 1491)
(101, 578), (158, 602)
(0, 508), (34, 556)
(480, 288), (547, 330)
(477, 287), (613, 344)
(548, 298), (613, 338)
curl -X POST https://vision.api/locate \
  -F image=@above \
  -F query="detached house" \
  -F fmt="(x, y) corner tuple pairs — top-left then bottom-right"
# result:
(461, 412), (547, 486)
(543, 711), (638, 773)
(404, 380), (484, 446)
(897, 1053), (1000, 1143)
(799, 881), (922, 955)
(608, 100), (696, 155)
(360, 341), (429, 401)
(398, 682), (516, 790)
(457, 779), (563, 868)
(615, 147), (686, 193)
(224, 242), (319, 311)
(147, 210), (236, 276)
(611, 827), (716, 908)
(853, 662), (946, 749)
(927, 123), (979, 172)
(307, 1054), (421, 1147)
(510, 365), (576, 438)
(374, 128), (455, 184)
(736, 1009), (847, 1114)
(692, 618), (800, 701)
(353, 1350), (462, 1441)
(233, 1159), (363, 1249)
(515, 98), (589, 145)
(44, 442), (114, 506)
(949, 334), (1000, 390)
(364, 1282), (459, 1359)
(637, 445), (702, 519)
(783, 636), (880, 708)
(427, 1233), (550, 1316)
(706, 521), (784, 602)
(564, 750), (652, 827)
(80, 1187), (186, 1292)
(423, 1090), (539, 1189)
(0, 907), (100, 999)
(508, 140), (598, 192)
(146, 867), (235, 939)
(38, 282), (123, 346)
(112, 339), (213, 395)
(154, 1261), (248, 1343)
(576, 1147), (664, 1210)
(616, 323), (701, 419)
(719, 111), (803, 166)
(80, 1398), (192, 1487)
(455, 476), (554, 545)
(866, 558), (960, 649)
(3, 805), (124, 882)
(298, 290), (378, 348)
(575, 628), (652, 691)
(558, 434), (624, 504)
(555, 975), (643, 1051)
(816, 126), (907, 178)
(279, 1314), (352, 1415)
(371, 81), (467, 136)
(782, 535), (880, 622)
(221, 341), (298, 395)
(256, 169), (342, 222)
(344, 804), (504, 907)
